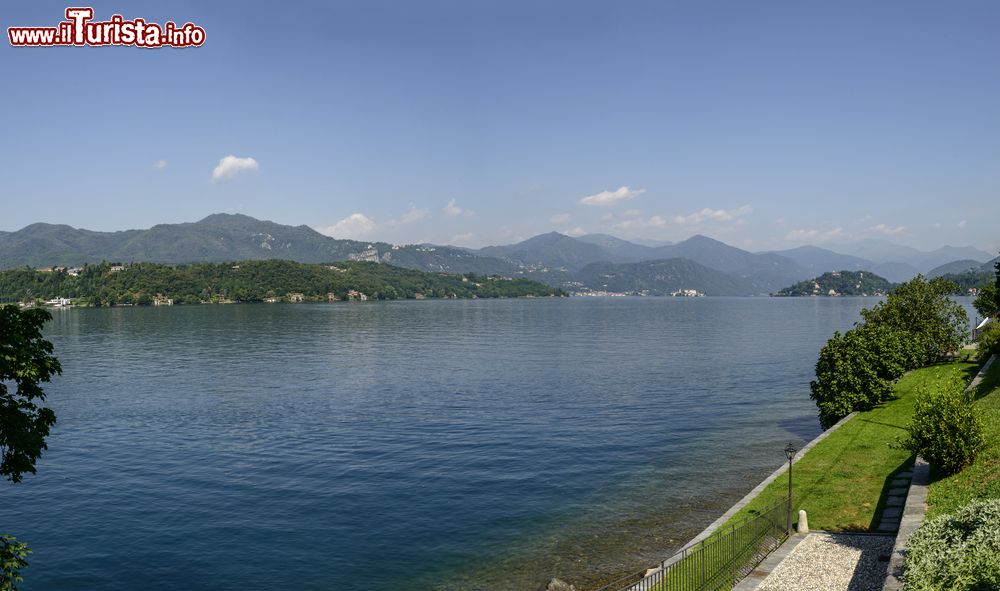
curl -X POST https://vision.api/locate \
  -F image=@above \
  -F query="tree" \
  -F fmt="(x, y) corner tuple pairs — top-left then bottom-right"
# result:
(974, 283), (997, 319)
(0, 306), (60, 590)
(995, 255), (1000, 314)
(810, 323), (918, 429)
(1, 535), (30, 591)
(811, 275), (969, 428)
(860, 275), (968, 365)
(0, 306), (61, 483)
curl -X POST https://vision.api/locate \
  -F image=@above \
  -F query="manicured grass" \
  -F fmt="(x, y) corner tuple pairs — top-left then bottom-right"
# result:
(926, 356), (1000, 518)
(721, 354), (979, 532)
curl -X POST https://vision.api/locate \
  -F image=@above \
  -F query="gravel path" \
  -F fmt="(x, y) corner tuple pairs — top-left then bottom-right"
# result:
(755, 533), (893, 591)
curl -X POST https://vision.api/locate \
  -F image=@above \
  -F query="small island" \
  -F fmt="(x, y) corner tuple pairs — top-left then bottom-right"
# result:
(772, 270), (892, 297)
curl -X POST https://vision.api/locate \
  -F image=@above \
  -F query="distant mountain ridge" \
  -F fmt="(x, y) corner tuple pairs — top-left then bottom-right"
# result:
(1, 213), (994, 296)
(0, 214), (521, 277)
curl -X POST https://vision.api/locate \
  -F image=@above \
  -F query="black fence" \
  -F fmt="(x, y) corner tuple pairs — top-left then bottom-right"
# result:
(591, 496), (790, 591)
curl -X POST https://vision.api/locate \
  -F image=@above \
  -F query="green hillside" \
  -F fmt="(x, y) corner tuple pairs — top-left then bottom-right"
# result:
(0, 260), (563, 306)
(773, 270), (892, 296)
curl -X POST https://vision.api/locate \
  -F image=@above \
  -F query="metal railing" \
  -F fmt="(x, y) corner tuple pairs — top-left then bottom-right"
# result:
(591, 496), (790, 591)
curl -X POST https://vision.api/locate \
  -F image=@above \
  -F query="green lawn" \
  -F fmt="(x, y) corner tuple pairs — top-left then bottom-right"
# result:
(925, 356), (1000, 518)
(721, 354), (979, 532)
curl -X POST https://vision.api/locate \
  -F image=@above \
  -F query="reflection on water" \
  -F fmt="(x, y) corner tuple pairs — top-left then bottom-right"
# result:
(0, 297), (975, 590)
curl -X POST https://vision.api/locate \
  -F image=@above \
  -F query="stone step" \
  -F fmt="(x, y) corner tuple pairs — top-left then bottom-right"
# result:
(885, 496), (905, 507)
(881, 507), (903, 520)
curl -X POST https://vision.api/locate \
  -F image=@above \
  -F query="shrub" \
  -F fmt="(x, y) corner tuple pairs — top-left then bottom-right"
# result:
(899, 376), (984, 476)
(860, 275), (968, 365)
(810, 324), (918, 429)
(976, 320), (1000, 363)
(974, 283), (997, 319)
(905, 499), (1000, 591)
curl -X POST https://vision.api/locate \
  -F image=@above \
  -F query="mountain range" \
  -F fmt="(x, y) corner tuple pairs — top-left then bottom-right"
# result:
(0, 214), (995, 296)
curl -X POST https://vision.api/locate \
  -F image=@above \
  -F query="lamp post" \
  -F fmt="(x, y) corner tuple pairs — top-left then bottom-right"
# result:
(784, 442), (796, 536)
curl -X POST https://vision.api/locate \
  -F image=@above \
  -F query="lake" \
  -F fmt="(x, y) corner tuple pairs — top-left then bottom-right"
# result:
(0, 297), (975, 590)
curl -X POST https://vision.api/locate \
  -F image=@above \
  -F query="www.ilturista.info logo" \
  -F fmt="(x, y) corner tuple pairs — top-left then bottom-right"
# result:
(7, 7), (205, 48)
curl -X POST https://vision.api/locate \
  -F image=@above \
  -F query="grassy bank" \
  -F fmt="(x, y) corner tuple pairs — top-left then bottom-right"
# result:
(721, 353), (978, 532)
(925, 356), (1000, 518)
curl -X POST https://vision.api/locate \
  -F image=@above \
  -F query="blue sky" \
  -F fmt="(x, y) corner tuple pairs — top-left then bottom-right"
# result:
(2, 1), (998, 253)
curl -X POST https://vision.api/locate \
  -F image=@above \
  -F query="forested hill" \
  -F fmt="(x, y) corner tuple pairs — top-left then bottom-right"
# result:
(773, 270), (893, 297)
(0, 260), (564, 306)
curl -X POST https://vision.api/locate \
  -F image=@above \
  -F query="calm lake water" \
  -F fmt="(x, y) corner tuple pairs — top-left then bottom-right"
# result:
(0, 297), (976, 590)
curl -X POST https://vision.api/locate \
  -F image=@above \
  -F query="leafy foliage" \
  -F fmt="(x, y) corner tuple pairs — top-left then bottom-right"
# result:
(905, 499), (1000, 591)
(937, 269), (993, 292)
(0, 260), (563, 306)
(0, 535), (29, 591)
(899, 376), (984, 476)
(860, 276), (968, 366)
(810, 275), (969, 428)
(976, 320), (1000, 363)
(974, 283), (998, 319)
(810, 324), (919, 428)
(774, 270), (892, 297)
(0, 306), (61, 483)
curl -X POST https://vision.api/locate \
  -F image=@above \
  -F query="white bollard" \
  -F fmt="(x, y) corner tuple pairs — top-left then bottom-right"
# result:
(797, 509), (809, 534)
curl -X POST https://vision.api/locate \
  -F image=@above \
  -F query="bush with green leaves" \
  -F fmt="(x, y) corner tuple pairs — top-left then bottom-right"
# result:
(811, 275), (970, 428)
(974, 283), (998, 319)
(0, 535), (30, 591)
(899, 376), (984, 475)
(904, 499), (1000, 591)
(860, 275), (968, 365)
(977, 319), (1000, 363)
(810, 323), (919, 429)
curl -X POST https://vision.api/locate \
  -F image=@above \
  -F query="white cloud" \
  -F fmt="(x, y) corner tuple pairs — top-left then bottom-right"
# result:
(867, 223), (905, 236)
(564, 227), (586, 237)
(443, 198), (473, 217)
(784, 227), (846, 242)
(317, 205), (428, 242)
(392, 204), (429, 226)
(622, 209), (642, 217)
(319, 213), (376, 239)
(958, 220), (968, 228)
(450, 232), (475, 244)
(154, 159), (167, 170)
(211, 155), (259, 182)
(672, 205), (752, 225)
(580, 185), (646, 206)
(550, 213), (571, 224)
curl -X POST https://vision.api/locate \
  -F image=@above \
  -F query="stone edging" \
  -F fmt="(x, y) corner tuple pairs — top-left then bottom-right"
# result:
(882, 458), (928, 591)
(882, 353), (998, 591)
(965, 354), (996, 398)
(678, 411), (858, 551)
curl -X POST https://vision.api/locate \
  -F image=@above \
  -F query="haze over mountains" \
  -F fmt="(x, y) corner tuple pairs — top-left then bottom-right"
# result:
(0, 214), (994, 296)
